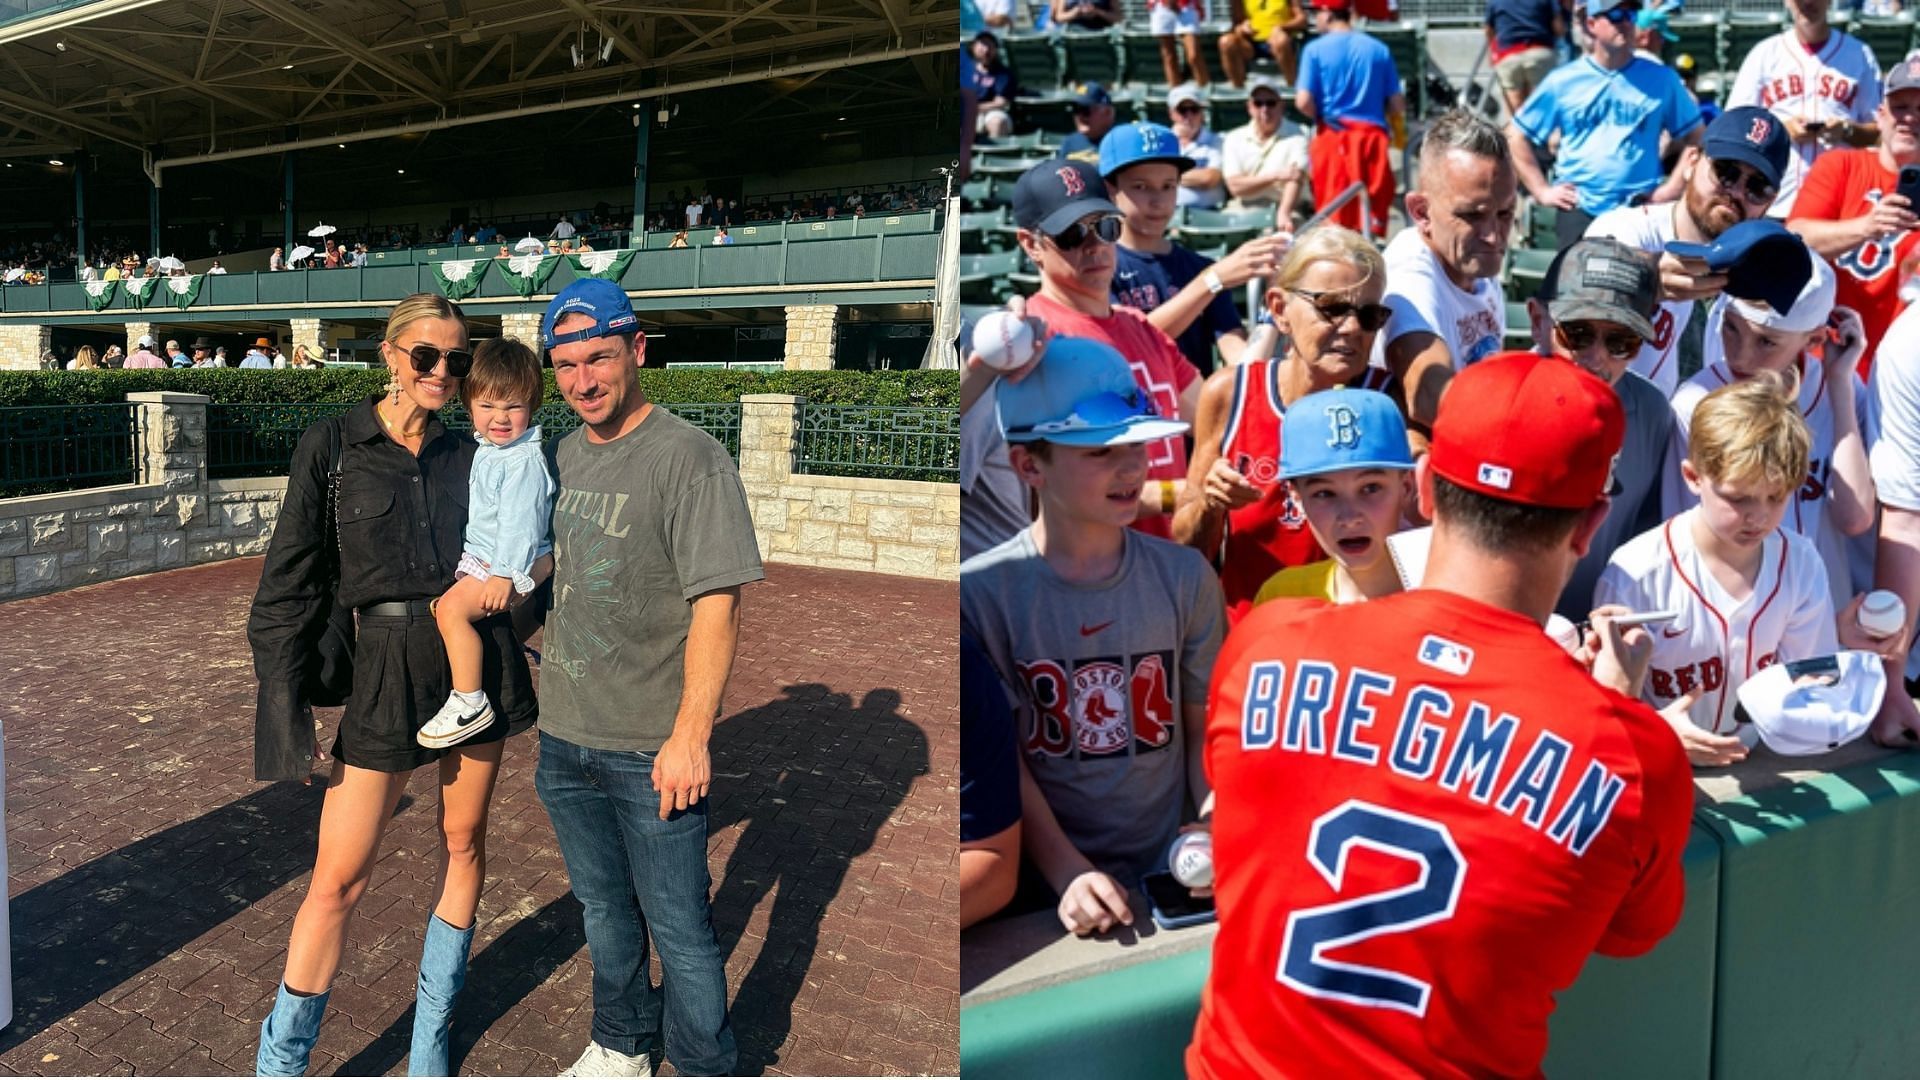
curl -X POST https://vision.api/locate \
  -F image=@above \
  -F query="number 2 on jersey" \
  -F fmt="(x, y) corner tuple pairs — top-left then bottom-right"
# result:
(1278, 800), (1467, 1017)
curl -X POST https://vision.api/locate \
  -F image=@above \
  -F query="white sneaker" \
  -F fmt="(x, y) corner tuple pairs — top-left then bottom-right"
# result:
(416, 693), (495, 749)
(558, 1041), (652, 1077)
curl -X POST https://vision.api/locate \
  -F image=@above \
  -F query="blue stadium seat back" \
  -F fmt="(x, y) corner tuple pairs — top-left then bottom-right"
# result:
(1064, 28), (1125, 86)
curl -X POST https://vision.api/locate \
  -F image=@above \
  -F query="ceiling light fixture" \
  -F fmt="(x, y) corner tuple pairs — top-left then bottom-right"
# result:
(53, 39), (65, 51)
(397, 168), (406, 174)
(282, 63), (293, 70)
(48, 158), (62, 165)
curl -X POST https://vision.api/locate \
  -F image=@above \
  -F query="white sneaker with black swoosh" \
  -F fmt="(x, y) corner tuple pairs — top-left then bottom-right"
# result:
(417, 692), (494, 749)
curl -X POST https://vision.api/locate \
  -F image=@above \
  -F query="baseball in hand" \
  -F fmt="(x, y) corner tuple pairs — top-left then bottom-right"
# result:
(1858, 590), (1907, 639)
(971, 310), (1036, 372)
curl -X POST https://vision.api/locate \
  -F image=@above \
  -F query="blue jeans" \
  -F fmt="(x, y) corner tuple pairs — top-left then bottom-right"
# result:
(535, 732), (737, 1076)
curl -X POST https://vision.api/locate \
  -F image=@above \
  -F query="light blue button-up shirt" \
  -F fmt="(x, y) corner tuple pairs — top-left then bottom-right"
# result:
(464, 425), (556, 593)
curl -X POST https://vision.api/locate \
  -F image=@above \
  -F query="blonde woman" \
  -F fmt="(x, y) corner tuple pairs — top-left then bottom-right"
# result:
(248, 293), (535, 1076)
(1170, 225), (1402, 621)
(65, 345), (99, 370)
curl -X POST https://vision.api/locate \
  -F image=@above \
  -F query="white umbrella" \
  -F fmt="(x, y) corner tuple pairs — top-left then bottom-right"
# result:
(158, 255), (184, 271)
(514, 236), (546, 254)
(3, 267), (22, 283)
(308, 223), (337, 238)
(289, 244), (315, 263)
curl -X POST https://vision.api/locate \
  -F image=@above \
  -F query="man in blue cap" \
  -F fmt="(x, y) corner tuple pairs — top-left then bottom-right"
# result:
(1508, 0), (1704, 246)
(1586, 103), (1792, 395)
(1055, 82), (1116, 164)
(533, 278), (763, 1077)
(1101, 120), (1287, 375)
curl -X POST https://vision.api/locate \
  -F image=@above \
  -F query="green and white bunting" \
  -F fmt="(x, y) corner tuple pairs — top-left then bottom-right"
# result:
(165, 274), (203, 310)
(123, 275), (160, 310)
(83, 279), (116, 311)
(498, 253), (561, 298)
(567, 249), (634, 282)
(430, 258), (488, 300)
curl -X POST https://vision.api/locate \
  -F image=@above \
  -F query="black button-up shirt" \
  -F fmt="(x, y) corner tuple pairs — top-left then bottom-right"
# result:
(247, 397), (473, 779)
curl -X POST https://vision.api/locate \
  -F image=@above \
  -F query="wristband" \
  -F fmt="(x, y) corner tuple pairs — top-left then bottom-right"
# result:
(1204, 269), (1225, 295)
(1159, 479), (1176, 515)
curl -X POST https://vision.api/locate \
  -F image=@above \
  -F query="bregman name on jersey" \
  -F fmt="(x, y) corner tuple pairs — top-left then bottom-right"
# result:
(1231, 653), (1626, 857)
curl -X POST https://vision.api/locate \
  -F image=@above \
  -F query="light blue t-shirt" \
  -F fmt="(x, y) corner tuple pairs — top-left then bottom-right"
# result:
(1298, 30), (1401, 130)
(464, 424), (556, 593)
(1513, 56), (1703, 215)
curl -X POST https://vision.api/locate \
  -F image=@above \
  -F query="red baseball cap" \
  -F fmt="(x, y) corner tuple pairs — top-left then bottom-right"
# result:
(1429, 353), (1624, 510)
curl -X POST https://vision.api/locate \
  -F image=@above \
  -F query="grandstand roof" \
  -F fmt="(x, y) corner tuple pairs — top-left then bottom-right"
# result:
(0, 0), (956, 169)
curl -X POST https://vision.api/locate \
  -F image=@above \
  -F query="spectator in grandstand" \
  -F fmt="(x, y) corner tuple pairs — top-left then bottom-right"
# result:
(712, 227), (735, 246)
(1056, 83), (1117, 164)
(215, 346), (230, 367)
(1788, 57), (1920, 374)
(1509, 0), (1703, 245)
(1520, 238), (1672, 620)
(959, 630), (1021, 930)
(1173, 225), (1399, 622)
(969, 32), (1015, 141)
(685, 197), (704, 230)
(323, 241), (343, 269)
(1104, 121), (1287, 375)
(126, 334), (166, 369)
(352, 244), (368, 268)
(288, 344), (316, 369)
(184, 338), (212, 367)
(165, 339), (187, 366)
(103, 344), (124, 368)
(270, 247), (285, 271)
(102, 261), (120, 282)
(1148, 0), (1210, 90)
(1485, 0), (1563, 114)
(552, 215), (577, 241)
(77, 261), (96, 282)
(1294, 0), (1405, 239)
(1726, 0), (1883, 218)
(39, 349), (57, 370)
(242, 337), (275, 369)
(669, 230), (691, 249)
(1050, 0), (1119, 31)
(210, 260), (228, 274)
(1223, 75), (1308, 225)
(1012, 158), (1202, 539)
(977, 0), (1013, 29)
(1168, 86), (1228, 210)
(1585, 106), (1787, 397)
(1220, 0), (1306, 86)
(1374, 110), (1516, 449)
(66, 345), (98, 370)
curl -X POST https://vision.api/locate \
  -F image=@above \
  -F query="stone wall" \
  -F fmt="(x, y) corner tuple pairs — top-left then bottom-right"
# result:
(499, 311), (542, 348)
(782, 304), (839, 370)
(0, 323), (50, 369)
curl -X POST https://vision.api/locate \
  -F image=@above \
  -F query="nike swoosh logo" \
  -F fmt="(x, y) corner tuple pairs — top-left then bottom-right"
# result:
(1081, 621), (1115, 636)
(1661, 625), (1686, 638)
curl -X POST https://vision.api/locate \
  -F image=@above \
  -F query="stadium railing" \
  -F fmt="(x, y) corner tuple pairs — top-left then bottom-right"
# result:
(796, 403), (959, 482)
(0, 402), (146, 498)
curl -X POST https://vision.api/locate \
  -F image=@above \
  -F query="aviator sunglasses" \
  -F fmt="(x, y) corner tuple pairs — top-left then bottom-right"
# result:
(392, 342), (474, 378)
(1050, 214), (1124, 249)
(1290, 288), (1393, 332)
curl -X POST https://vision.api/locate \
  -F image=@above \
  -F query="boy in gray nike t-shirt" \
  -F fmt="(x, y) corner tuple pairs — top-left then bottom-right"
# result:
(961, 334), (1224, 938)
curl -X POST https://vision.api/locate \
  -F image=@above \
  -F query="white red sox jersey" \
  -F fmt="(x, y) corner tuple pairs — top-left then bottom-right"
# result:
(960, 527), (1225, 883)
(1726, 29), (1884, 216)
(1587, 202), (1691, 397)
(1370, 227), (1506, 375)
(1597, 513), (1836, 738)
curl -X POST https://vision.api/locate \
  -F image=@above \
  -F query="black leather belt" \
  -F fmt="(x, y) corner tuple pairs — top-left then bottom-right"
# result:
(357, 600), (435, 618)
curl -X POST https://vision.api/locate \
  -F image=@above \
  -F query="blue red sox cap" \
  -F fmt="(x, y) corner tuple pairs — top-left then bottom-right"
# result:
(1278, 388), (1415, 481)
(1703, 105), (1791, 190)
(1013, 158), (1120, 235)
(540, 278), (639, 349)
(1099, 121), (1195, 178)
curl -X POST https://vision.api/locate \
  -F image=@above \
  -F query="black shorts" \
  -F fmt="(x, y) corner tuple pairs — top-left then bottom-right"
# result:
(334, 608), (536, 773)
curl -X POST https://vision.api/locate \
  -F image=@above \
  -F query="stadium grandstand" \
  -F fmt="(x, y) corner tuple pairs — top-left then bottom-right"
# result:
(0, 0), (959, 370)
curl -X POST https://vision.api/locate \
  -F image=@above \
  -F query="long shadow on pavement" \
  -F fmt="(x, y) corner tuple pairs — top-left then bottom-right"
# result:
(1, 783), (406, 1055)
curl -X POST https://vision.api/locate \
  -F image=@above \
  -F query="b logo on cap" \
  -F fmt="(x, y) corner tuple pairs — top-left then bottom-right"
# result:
(1748, 115), (1772, 144)
(1058, 167), (1085, 197)
(1478, 463), (1513, 490)
(1325, 405), (1362, 450)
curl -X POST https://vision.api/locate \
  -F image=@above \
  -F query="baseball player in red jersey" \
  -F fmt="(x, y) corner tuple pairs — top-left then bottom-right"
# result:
(1189, 353), (1695, 1078)
(1172, 226), (1399, 623)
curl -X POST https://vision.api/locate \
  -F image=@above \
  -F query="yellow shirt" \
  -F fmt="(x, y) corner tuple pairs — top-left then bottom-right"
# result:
(1252, 559), (1339, 606)
(103, 266), (121, 281)
(1248, 0), (1293, 39)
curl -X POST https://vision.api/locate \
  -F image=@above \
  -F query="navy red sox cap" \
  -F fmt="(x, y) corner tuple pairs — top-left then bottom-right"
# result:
(1703, 105), (1791, 190)
(1013, 159), (1120, 236)
(540, 278), (639, 349)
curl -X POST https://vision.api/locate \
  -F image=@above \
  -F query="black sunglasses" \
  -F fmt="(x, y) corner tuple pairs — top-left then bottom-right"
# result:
(1249, 96), (1282, 110)
(1291, 288), (1392, 332)
(395, 342), (474, 378)
(1174, 103), (1204, 115)
(1594, 4), (1639, 23)
(1556, 320), (1643, 359)
(1051, 214), (1123, 249)
(1711, 158), (1777, 203)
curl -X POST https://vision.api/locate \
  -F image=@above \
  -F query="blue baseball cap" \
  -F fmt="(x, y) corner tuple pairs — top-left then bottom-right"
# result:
(997, 336), (1190, 447)
(1069, 82), (1111, 107)
(1098, 121), (1195, 178)
(1278, 388), (1415, 480)
(540, 278), (640, 349)
(1581, 0), (1637, 15)
(1634, 6), (1678, 41)
(1704, 105), (1791, 189)
(1014, 158), (1121, 234)
(1665, 219), (1813, 318)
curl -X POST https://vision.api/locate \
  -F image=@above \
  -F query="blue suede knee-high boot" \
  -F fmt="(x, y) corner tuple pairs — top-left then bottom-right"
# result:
(257, 983), (330, 1076)
(408, 914), (476, 1077)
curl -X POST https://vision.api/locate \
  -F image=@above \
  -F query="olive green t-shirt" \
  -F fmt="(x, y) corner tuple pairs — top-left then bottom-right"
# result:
(539, 406), (765, 751)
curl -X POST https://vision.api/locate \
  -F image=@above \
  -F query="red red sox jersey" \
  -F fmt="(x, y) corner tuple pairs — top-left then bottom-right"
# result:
(1215, 357), (1396, 624)
(1726, 29), (1883, 215)
(1596, 514), (1836, 739)
(1791, 147), (1920, 374)
(1189, 589), (1694, 1080)
(1586, 202), (1690, 397)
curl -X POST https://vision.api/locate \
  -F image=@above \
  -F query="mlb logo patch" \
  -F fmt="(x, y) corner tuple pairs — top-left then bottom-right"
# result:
(1418, 635), (1474, 676)
(1477, 463), (1513, 490)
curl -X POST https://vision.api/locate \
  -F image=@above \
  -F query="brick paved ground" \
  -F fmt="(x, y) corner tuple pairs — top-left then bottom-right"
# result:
(0, 558), (958, 1077)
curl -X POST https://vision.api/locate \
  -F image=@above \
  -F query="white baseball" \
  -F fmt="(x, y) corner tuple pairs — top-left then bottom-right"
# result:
(970, 310), (1036, 372)
(1859, 590), (1907, 640)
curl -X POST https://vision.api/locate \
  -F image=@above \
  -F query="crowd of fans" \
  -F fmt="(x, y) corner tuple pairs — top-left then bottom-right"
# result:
(44, 334), (325, 370)
(961, 0), (1920, 1072)
(643, 180), (946, 233)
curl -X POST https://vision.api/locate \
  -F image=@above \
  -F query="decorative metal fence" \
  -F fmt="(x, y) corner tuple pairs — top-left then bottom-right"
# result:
(441, 401), (743, 459)
(206, 403), (355, 479)
(797, 404), (958, 482)
(0, 404), (146, 498)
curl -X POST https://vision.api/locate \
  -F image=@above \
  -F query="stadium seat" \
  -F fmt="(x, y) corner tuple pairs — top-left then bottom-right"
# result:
(1848, 14), (1917, 73)
(1725, 11), (1785, 74)
(1365, 20), (1428, 118)
(1005, 32), (1066, 92)
(1120, 31), (1167, 90)
(978, 129), (1062, 154)
(1064, 29), (1125, 87)
(1526, 202), (1558, 253)
(1667, 12), (1724, 77)
(1504, 301), (1535, 351)
(960, 250), (1025, 303)
(1505, 247), (1556, 304)
(961, 177), (1008, 210)
(973, 153), (1050, 178)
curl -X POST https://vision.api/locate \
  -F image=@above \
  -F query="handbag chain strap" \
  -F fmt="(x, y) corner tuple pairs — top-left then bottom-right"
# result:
(326, 416), (344, 588)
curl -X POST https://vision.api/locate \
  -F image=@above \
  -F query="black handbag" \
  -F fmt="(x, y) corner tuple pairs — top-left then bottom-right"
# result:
(303, 417), (356, 707)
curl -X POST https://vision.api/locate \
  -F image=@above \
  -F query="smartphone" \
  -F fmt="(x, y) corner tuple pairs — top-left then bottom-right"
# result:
(1142, 870), (1217, 930)
(1898, 164), (1920, 208)
(1803, 121), (1827, 136)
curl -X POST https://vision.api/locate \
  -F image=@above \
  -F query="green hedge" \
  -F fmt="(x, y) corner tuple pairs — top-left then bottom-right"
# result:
(0, 368), (958, 408)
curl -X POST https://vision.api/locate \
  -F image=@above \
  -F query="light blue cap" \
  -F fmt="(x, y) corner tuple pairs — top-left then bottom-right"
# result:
(997, 335), (1190, 447)
(1098, 121), (1195, 179)
(1278, 388), (1415, 480)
